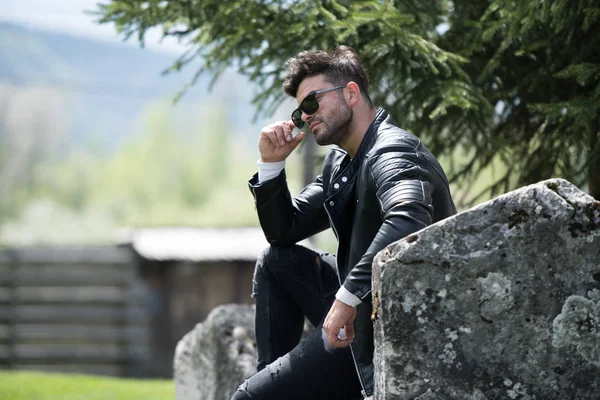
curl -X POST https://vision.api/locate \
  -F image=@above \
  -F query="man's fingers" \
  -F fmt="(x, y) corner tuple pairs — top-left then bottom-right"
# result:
(335, 327), (352, 348)
(327, 329), (339, 346)
(328, 330), (349, 348)
(331, 336), (350, 348)
(261, 122), (292, 147)
(260, 128), (279, 147)
(272, 124), (286, 146)
(289, 131), (305, 151)
(324, 325), (351, 348)
(285, 120), (297, 132)
(273, 121), (295, 145)
(344, 324), (355, 342)
(282, 123), (293, 142)
(323, 322), (339, 346)
(258, 121), (303, 162)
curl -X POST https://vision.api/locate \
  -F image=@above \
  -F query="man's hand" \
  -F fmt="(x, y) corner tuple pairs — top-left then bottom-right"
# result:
(323, 299), (357, 348)
(258, 120), (305, 163)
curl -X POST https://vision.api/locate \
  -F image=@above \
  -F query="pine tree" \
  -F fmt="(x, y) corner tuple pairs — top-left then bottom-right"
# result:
(95, 0), (600, 201)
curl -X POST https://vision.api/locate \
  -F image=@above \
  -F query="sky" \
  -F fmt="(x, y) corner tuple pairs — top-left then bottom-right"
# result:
(0, 0), (297, 121)
(0, 0), (186, 54)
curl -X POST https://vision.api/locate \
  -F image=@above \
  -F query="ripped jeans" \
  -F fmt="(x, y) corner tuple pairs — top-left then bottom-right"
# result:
(231, 245), (363, 400)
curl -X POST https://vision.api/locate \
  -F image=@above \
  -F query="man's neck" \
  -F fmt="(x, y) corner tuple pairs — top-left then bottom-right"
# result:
(340, 106), (378, 158)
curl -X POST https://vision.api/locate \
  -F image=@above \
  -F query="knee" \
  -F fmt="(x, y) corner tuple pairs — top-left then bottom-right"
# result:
(255, 245), (298, 275)
(257, 245), (294, 265)
(252, 245), (298, 298)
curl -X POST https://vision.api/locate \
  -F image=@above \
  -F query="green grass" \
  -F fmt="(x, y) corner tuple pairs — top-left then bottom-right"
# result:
(0, 371), (173, 400)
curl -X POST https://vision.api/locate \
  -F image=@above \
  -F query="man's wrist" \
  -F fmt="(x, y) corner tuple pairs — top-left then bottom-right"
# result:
(257, 160), (285, 183)
(335, 286), (362, 307)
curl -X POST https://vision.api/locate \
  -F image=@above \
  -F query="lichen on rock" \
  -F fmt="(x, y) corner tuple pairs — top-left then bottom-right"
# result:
(552, 295), (600, 366)
(478, 272), (514, 322)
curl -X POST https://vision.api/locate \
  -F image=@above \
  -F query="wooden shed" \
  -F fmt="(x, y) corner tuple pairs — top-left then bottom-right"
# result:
(0, 227), (279, 378)
(122, 227), (271, 377)
(0, 246), (149, 377)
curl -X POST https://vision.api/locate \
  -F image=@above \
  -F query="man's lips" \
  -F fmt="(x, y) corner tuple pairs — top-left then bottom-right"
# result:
(309, 121), (321, 130)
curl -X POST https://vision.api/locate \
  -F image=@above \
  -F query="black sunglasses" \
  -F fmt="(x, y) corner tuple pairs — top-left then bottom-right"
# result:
(291, 85), (346, 129)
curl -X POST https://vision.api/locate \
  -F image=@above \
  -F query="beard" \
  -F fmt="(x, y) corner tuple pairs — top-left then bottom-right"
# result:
(311, 103), (353, 147)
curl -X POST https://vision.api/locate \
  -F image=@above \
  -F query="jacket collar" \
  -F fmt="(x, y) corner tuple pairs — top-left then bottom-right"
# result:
(334, 107), (388, 178)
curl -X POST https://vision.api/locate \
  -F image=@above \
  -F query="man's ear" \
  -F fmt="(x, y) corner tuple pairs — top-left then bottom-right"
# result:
(345, 82), (361, 106)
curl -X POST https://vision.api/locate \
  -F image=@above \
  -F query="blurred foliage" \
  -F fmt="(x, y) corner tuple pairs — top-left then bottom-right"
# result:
(95, 0), (600, 200)
(0, 101), (304, 245)
(0, 83), (69, 221)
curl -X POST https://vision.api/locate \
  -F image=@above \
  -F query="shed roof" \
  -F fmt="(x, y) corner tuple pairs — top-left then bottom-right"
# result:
(121, 227), (312, 262)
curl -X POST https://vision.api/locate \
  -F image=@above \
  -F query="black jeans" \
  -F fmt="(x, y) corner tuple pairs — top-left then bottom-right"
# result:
(231, 245), (363, 400)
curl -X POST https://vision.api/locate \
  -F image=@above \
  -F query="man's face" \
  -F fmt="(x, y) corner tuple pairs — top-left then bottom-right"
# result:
(296, 75), (352, 146)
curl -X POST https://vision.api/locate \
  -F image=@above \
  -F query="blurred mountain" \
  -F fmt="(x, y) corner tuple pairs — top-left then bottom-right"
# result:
(0, 21), (266, 152)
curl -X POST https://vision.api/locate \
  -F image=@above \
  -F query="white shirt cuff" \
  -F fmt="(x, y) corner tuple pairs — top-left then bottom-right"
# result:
(257, 160), (285, 183)
(335, 286), (362, 307)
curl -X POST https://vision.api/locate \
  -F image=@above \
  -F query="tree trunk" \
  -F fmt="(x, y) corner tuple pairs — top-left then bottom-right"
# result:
(303, 134), (318, 246)
(302, 133), (317, 187)
(589, 128), (600, 200)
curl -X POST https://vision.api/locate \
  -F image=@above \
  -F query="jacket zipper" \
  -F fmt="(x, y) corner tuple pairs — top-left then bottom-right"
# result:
(323, 203), (368, 398)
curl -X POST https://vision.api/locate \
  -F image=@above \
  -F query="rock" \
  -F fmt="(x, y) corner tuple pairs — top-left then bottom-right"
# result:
(174, 304), (256, 400)
(372, 179), (600, 399)
(174, 303), (315, 400)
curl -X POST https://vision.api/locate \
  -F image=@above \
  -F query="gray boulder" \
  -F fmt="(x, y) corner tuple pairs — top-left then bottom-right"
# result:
(174, 303), (315, 400)
(372, 179), (600, 399)
(174, 304), (257, 400)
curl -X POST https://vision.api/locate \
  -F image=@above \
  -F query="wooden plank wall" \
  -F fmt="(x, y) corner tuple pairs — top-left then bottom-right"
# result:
(0, 246), (150, 377)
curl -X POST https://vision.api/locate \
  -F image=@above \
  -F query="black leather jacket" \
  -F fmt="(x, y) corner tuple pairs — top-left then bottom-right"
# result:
(248, 108), (456, 397)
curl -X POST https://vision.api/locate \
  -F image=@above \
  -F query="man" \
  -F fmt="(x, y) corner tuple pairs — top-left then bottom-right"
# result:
(233, 46), (456, 400)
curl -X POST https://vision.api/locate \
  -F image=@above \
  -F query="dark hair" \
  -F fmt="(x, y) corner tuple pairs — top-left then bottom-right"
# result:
(283, 45), (373, 105)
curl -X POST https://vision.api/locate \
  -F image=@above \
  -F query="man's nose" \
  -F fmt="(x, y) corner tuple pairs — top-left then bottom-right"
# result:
(302, 111), (313, 125)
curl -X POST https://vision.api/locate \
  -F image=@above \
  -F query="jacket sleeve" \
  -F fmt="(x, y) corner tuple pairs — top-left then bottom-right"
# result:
(248, 168), (330, 246)
(342, 148), (434, 301)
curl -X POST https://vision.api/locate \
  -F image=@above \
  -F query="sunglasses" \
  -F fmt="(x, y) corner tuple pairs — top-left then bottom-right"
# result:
(291, 85), (346, 129)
